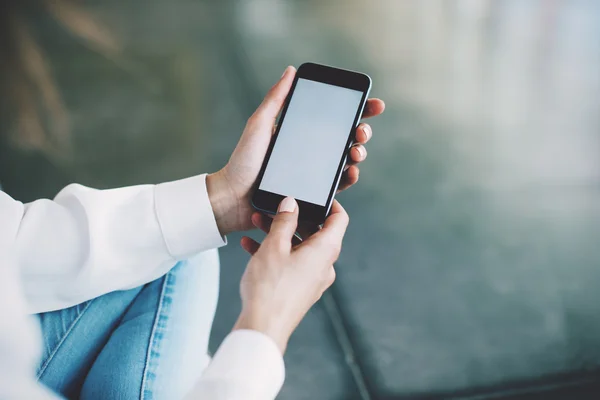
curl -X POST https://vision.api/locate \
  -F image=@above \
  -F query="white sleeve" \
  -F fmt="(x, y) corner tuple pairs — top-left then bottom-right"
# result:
(185, 330), (285, 400)
(0, 253), (63, 400)
(0, 174), (226, 314)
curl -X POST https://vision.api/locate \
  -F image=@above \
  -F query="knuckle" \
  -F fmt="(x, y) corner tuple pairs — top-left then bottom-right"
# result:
(324, 267), (336, 287)
(330, 250), (341, 263)
(324, 236), (342, 255)
(266, 84), (284, 102)
(272, 93), (285, 106)
(266, 84), (277, 98)
(316, 242), (341, 263)
(329, 249), (342, 264)
(340, 214), (350, 229)
(246, 114), (258, 128)
(314, 291), (324, 303)
(341, 208), (350, 222)
(330, 242), (342, 256)
(311, 237), (341, 259)
(282, 213), (296, 223)
(262, 94), (279, 111)
(247, 112), (264, 128)
(274, 215), (295, 228)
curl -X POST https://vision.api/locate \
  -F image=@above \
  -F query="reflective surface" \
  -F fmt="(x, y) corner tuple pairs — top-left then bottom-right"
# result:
(2, 0), (599, 398)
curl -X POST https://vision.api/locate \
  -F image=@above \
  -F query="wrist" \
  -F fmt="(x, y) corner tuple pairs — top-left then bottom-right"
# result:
(233, 311), (291, 354)
(206, 170), (239, 236)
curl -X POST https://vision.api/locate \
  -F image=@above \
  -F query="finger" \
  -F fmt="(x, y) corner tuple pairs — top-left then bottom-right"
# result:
(355, 123), (372, 144)
(337, 166), (359, 193)
(253, 211), (303, 240)
(362, 98), (385, 119)
(348, 144), (367, 164)
(303, 200), (349, 256)
(241, 236), (261, 255)
(254, 66), (296, 124)
(264, 197), (299, 252)
(252, 212), (272, 234)
(253, 212), (306, 246)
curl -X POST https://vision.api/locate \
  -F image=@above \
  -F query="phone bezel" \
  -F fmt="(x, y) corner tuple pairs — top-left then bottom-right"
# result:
(251, 62), (372, 224)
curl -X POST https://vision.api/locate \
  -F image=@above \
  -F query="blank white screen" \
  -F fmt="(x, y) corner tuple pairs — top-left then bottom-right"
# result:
(259, 79), (363, 206)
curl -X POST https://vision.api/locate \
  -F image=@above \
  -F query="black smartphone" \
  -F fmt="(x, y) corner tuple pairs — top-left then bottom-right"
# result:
(252, 62), (372, 224)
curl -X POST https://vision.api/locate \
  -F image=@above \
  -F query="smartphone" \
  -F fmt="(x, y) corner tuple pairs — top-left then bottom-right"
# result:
(252, 62), (372, 224)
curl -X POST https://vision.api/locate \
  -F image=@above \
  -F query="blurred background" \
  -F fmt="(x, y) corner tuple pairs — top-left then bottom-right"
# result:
(1, 0), (599, 399)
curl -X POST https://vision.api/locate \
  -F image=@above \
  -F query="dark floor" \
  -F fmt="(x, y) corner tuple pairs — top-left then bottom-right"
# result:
(2, 1), (600, 399)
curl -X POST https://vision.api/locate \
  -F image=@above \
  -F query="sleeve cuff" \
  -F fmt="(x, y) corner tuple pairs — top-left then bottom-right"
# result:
(193, 330), (285, 399)
(154, 174), (227, 259)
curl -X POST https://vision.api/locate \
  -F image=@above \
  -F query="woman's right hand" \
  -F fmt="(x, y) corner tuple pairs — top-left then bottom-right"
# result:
(232, 197), (349, 353)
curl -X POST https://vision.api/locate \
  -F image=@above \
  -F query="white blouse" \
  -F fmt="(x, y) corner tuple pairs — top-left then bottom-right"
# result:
(0, 174), (284, 399)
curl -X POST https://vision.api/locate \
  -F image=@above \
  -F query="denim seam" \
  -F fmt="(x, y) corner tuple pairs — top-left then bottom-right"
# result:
(140, 271), (171, 400)
(36, 299), (95, 380)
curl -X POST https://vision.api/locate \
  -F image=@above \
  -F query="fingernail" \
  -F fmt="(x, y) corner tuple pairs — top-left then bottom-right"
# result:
(281, 66), (291, 79)
(278, 197), (297, 213)
(363, 125), (372, 140)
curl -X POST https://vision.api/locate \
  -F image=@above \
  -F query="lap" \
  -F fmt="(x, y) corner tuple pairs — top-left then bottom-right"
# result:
(37, 249), (220, 400)
(37, 286), (143, 398)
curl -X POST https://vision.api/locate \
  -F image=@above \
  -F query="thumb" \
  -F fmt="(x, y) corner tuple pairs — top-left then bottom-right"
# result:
(265, 197), (299, 251)
(254, 66), (296, 124)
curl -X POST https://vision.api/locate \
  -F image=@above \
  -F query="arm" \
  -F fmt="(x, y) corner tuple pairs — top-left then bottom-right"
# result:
(1, 197), (346, 400)
(1, 67), (380, 399)
(9, 65), (382, 315)
(3, 174), (226, 314)
(183, 198), (349, 399)
(184, 330), (285, 400)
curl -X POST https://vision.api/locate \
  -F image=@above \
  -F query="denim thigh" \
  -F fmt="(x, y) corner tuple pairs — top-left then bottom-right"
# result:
(37, 249), (220, 400)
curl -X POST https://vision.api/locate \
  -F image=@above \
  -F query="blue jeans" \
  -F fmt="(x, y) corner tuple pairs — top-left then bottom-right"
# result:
(35, 250), (220, 400)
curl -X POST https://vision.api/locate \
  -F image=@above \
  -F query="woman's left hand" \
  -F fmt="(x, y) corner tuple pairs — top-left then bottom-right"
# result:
(207, 65), (385, 235)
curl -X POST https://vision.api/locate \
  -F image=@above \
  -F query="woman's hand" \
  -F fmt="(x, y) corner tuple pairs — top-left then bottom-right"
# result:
(232, 197), (349, 353)
(207, 66), (385, 235)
